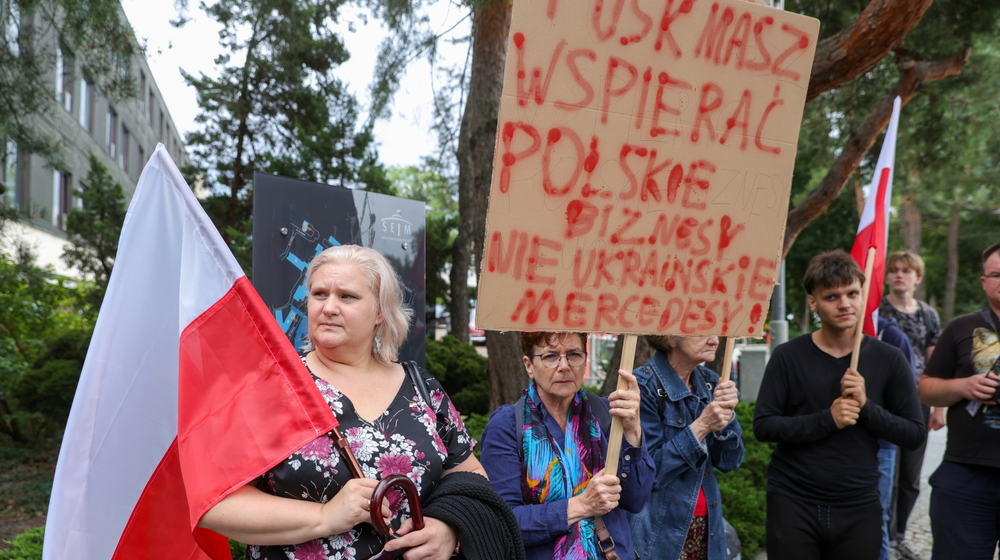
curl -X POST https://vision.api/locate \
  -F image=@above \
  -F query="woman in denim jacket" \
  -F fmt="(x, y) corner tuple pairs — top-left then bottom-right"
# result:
(629, 335), (744, 560)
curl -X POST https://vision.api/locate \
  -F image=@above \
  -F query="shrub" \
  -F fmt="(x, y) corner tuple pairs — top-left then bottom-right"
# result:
(230, 539), (246, 559)
(425, 336), (489, 415)
(464, 412), (490, 458)
(0, 527), (43, 560)
(717, 401), (773, 559)
(8, 329), (91, 430)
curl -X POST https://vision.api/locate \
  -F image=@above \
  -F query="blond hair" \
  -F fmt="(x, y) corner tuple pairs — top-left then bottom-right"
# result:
(886, 251), (925, 278)
(303, 245), (413, 364)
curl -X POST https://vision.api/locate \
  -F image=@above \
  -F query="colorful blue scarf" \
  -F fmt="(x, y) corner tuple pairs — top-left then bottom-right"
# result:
(520, 382), (605, 560)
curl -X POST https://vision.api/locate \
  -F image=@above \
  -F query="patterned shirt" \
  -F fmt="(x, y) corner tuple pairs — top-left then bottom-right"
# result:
(248, 361), (475, 560)
(880, 297), (941, 376)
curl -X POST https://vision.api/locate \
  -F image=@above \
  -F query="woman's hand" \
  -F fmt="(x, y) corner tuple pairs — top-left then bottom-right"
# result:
(385, 516), (459, 560)
(567, 469), (621, 523)
(319, 478), (391, 536)
(692, 382), (737, 440)
(713, 380), (738, 412)
(609, 369), (643, 447)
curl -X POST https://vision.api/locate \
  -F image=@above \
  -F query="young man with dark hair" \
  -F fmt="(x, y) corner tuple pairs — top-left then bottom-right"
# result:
(754, 249), (926, 560)
(879, 251), (943, 556)
(919, 242), (1000, 560)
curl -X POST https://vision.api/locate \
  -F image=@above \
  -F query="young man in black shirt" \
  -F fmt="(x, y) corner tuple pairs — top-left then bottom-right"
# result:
(919, 242), (1000, 560)
(754, 250), (926, 560)
(878, 251), (943, 555)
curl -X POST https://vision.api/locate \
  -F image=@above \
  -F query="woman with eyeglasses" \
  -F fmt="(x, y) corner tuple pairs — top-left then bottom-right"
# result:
(480, 332), (654, 560)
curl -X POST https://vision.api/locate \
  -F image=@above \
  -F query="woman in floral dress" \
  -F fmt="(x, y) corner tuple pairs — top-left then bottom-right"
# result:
(200, 245), (486, 560)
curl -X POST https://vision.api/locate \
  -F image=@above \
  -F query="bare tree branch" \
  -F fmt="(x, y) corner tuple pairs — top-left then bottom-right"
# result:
(785, 48), (971, 256)
(807, 0), (935, 101)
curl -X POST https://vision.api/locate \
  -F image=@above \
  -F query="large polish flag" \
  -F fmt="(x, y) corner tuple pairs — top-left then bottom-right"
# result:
(43, 145), (338, 559)
(850, 96), (902, 337)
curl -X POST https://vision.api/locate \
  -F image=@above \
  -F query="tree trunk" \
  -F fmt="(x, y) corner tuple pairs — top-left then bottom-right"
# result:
(0, 396), (25, 442)
(900, 193), (925, 300)
(599, 335), (652, 397)
(452, 0), (517, 404)
(799, 298), (811, 333)
(487, 331), (528, 407)
(944, 204), (960, 323)
(783, 49), (970, 257)
(807, 0), (935, 101)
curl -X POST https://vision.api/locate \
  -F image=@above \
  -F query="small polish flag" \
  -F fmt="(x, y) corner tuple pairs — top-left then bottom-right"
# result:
(43, 145), (338, 559)
(850, 96), (902, 337)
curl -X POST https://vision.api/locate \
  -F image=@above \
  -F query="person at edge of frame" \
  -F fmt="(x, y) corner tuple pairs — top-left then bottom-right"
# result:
(919, 242), (1000, 560)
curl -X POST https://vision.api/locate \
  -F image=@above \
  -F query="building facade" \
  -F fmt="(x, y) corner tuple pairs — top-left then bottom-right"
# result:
(0, 3), (188, 276)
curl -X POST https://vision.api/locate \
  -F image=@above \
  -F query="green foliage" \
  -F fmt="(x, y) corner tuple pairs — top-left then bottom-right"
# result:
(780, 4), (1000, 327)
(425, 335), (489, 415)
(464, 412), (489, 458)
(784, 187), (859, 332)
(62, 154), (127, 308)
(0, 246), (94, 441)
(183, 0), (388, 270)
(923, 210), (1000, 316)
(0, 526), (43, 560)
(9, 329), (91, 429)
(387, 164), (457, 307)
(717, 401), (774, 559)
(0, 0), (136, 160)
(229, 538), (247, 559)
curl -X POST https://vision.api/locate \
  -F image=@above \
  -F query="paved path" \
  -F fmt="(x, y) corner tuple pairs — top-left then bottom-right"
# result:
(900, 426), (947, 559)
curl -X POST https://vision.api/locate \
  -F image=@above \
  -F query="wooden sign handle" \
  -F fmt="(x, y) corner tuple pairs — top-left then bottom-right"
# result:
(603, 334), (636, 476)
(850, 247), (877, 372)
(719, 337), (736, 383)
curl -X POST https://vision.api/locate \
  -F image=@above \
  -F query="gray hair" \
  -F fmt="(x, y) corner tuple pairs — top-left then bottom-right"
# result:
(301, 245), (413, 364)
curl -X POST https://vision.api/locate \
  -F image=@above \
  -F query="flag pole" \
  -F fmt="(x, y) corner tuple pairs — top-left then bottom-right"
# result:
(851, 247), (877, 371)
(604, 334), (636, 475)
(720, 337), (736, 383)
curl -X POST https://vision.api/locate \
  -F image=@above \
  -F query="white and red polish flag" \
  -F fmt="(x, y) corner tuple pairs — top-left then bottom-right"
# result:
(43, 145), (338, 560)
(850, 96), (902, 337)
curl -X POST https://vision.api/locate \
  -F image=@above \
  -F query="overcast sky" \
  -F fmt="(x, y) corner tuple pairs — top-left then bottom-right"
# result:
(120, 0), (471, 168)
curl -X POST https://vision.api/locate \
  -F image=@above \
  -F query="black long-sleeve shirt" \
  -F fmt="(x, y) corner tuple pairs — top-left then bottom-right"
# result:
(753, 334), (925, 506)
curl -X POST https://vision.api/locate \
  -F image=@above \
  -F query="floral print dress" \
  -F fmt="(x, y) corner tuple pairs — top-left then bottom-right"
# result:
(247, 361), (476, 560)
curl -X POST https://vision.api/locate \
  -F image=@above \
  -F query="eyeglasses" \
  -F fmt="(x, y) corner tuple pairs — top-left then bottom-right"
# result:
(529, 351), (588, 368)
(984, 272), (1000, 279)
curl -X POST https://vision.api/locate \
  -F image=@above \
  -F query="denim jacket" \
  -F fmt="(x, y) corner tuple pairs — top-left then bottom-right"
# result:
(628, 351), (744, 560)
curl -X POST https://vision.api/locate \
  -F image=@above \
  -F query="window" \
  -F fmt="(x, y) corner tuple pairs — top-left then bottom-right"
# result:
(139, 71), (146, 114)
(147, 91), (154, 124)
(138, 145), (145, 170)
(158, 109), (164, 139)
(59, 44), (74, 112)
(120, 126), (130, 171)
(4, 3), (20, 56)
(106, 107), (118, 157)
(74, 183), (85, 211)
(1, 137), (17, 208)
(52, 171), (72, 228)
(79, 76), (92, 130)
(54, 47), (63, 101)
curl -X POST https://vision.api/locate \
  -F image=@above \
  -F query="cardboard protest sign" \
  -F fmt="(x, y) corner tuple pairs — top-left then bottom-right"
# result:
(477, 0), (820, 337)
